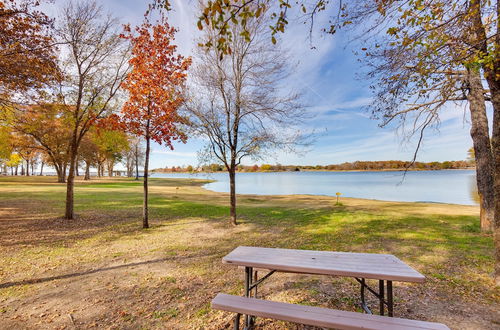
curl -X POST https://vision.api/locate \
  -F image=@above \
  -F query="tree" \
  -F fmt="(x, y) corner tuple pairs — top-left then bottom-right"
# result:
(0, 0), (58, 106)
(343, 0), (499, 283)
(124, 136), (144, 179)
(56, 0), (129, 219)
(78, 133), (100, 180)
(186, 10), (305, 225)
(93, 128), (130, 177)
(120, 16), (190, 229)
(192, 0), (500, 284)
(5, 153), (22, 175)
(9, 103), (71, 182)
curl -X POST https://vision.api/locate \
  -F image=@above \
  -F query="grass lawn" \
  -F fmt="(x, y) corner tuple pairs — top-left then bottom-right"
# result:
(0, 176), (498, 329)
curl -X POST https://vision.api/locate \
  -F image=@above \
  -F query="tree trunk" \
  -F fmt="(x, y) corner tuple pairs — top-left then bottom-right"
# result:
(468, 68), (495, 231)
(135, 144), (139, 180)
(75, 156), (80, 177)
(39, 162), (44, 176)
(62, 163), (67, 182)
(143, 134), (150, 229)
(108, 160), (114, 177)
(55, 163), (65, 183)
(25, 160), (29, 176)
(229, 165), (237, 225)
(492, 86), (500, 285)
(468, 0), (500, 285)
(15, 165), (18, 175)
(65, 139), (78, 220)
(84, 161), (90, 180)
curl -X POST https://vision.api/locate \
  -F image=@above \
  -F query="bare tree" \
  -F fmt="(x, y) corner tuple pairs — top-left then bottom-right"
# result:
(186, 9), (307, 225)
(56, 0), (129, 219)
(124, 137), (144, 179)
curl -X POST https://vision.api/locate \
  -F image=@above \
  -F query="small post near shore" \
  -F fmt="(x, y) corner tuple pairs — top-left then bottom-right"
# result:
(336, 192), (342, 205)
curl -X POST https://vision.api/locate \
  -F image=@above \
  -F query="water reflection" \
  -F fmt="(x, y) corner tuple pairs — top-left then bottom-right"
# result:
(152, 170), (479, 205)
(469, 174), (480, 204)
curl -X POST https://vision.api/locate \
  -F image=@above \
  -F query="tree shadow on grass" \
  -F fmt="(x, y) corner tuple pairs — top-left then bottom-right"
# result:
(0, 252), (208, 289)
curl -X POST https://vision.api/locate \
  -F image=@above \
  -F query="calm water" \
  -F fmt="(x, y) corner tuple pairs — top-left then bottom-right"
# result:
(152, 170), (478, 205)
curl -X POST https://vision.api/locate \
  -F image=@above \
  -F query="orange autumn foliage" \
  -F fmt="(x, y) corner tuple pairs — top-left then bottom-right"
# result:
(120, 16), (191, 148)
(0, 0), (58, 101)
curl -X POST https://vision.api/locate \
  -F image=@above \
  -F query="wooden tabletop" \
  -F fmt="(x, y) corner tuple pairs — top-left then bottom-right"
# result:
(223, 246), (425, 283)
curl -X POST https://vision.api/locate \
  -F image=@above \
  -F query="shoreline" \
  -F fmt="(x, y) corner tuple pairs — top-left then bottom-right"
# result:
(152, 167), (476, 174)
(148, 175), (478, 207)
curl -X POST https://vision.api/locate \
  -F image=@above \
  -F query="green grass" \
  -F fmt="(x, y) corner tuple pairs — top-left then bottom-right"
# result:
(0, 176), (497, 329)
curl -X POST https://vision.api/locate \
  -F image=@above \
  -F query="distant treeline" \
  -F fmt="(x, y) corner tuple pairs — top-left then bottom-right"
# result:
(153, 160), (474, 173)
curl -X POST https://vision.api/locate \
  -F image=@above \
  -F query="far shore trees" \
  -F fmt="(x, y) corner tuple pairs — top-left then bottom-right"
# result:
(186, 11), (306, 225)
(56, 0), (129, 220)
(120, 16), (190, 229)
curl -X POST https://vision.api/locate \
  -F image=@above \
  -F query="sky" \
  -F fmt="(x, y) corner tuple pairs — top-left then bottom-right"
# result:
(45, 0), (491, 169)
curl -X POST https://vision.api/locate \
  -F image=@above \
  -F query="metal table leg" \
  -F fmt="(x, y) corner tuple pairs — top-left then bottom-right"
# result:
(356, 278), (394, 317)
(379, 280), (385, 316)
(244, 266), (253, 328)
(387, 280), (393, 317)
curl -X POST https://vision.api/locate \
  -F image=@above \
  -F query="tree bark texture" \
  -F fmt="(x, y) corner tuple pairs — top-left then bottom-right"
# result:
(468, 0), (500, 284)
(467, 68), (495, 231)
(135, 146), (139, 180)
(84, 162), (90, 180)
(229, 167), (237, 225)
(143, 120), (151, 229)
(64, 139), (78, 220)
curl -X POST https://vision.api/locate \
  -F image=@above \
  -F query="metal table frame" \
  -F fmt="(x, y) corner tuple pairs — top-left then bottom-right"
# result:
(233, 267), (394, 330)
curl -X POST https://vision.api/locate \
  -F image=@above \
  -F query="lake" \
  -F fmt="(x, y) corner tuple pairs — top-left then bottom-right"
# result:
(152, 169), (478, 205)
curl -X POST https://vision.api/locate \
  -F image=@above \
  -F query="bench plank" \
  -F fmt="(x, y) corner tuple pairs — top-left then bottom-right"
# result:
(212, 294), (449, 330)
(223, 246), (425, 282)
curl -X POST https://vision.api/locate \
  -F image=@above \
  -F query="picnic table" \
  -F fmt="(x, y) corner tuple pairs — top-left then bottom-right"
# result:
(222, 246), (425, 328)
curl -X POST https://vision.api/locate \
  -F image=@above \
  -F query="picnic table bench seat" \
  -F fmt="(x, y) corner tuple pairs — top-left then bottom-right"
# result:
(212, 293), (450, 330)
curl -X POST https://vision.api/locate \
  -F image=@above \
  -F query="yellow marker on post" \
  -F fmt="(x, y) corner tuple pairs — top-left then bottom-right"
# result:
(336, 192), (342, 205)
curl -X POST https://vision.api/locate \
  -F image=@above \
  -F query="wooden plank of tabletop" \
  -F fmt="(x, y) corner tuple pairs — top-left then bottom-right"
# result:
(222, 246), (425, 283)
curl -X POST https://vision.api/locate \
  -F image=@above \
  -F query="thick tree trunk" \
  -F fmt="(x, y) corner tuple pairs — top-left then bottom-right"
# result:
(55, 163), (65, 183)
(468, 0), (500, 285)
(25, 160), (29, 176)
(229, 164), (237, 225)
(65, 139), (78, 220)
(15, 165), (18, 175)
(143, 134), (150, 229)
(56, 166), (65, 183)
(39, 162), (44, 176)
(468, 68), (495, 231)
(84, 161), (91, 180)
(108, 161), (114, 177)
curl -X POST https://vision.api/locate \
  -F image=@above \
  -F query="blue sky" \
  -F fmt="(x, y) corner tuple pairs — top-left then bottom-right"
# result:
(47, 0), (486, 169)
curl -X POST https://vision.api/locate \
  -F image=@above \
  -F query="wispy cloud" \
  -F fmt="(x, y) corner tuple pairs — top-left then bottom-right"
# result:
(152, 150), (197, 157)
